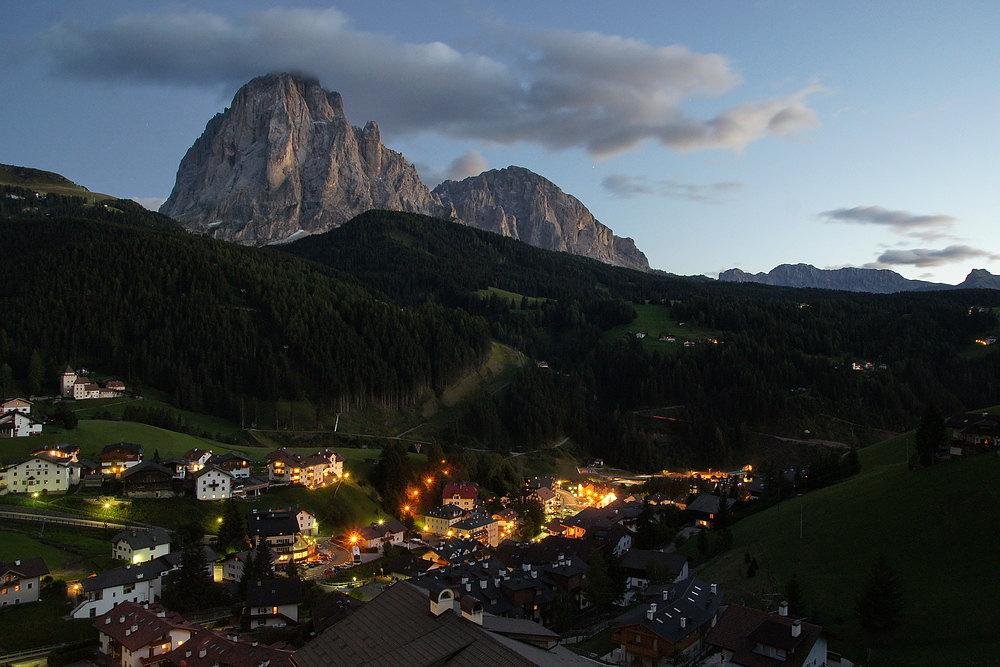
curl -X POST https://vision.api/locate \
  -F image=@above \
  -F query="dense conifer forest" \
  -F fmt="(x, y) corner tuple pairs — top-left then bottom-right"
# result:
(3, 202), (1000, 472)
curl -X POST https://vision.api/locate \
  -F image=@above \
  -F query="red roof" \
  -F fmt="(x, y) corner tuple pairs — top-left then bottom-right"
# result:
(442, 482), (479, 500)
(94, 602), (198, 653)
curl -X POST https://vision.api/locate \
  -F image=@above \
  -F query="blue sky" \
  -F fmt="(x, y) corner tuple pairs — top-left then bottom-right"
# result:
(2, 1), (998, 284)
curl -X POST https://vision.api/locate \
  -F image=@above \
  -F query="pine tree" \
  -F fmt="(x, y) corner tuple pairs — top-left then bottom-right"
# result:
(785, 572), (806, 616)
(26, 349), (44, 396)
(584, 548), (614, 608)
(216, 500), (246, 554)
(914, 403), (946, 466)
(855, 555), (905, 637)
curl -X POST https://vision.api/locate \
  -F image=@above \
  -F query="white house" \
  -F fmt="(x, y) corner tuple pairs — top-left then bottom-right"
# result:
(94, 601), (197, 667)
(61, 366), (126, 400)
(0, 453), (83, 493)
(1, 398), (33, 414)
(192, 465), (232, 501)
(72, 559), (171, 618)
(0, 557), (49, 607)
(244, 578), (301, 628)
(111, 528), (172, 564)
(0, 409), (43, 438)
(706, 603), (834, 667)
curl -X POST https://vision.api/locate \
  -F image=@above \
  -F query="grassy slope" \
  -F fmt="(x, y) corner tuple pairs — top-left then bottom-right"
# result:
(699, 432), (1000, 666)
(0, 162), (113, 201)
(604, 303), (722, 353)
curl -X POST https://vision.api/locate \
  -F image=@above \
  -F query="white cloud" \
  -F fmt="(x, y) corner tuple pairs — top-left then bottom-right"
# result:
(34, 8), (821, 158)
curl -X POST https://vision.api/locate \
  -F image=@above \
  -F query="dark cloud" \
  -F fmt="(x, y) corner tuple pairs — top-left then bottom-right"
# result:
(34, 8), (821, 158)
(820, 205), (955, 241)
(602, 174), (742, 202)
(865, 245), (1000, 269)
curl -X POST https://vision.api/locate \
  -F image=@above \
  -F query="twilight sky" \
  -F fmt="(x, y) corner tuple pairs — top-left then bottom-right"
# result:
(3, 1), (998, 284)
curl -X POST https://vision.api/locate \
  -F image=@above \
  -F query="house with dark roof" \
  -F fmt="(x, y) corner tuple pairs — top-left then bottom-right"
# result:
(685, 494), (737, 528)
(244, 578), (302, 628)
(93, 601), (198, 667)
(192, 464), (232, 500)
(208, 451), (253, 477)
(453, 515), (501, 547)
(620, 549), (690, 592)
(945, 411), (1000, 456)
(422, 537), (488, 567)
(357, 518), (407, 550)
(311, 591), (366, 633)
(71, 558), (173, 618)
(112, 528), (172, 564)
(247, 507), (316, 562)
(610, 577), (723, 666)
(0, 557), (48, 606)
(292, 580), (600, 667)
(120, 461), (176, 498)
(0, 401), (43, 437)
(100, 442), (144, 477)
(705, 603), (837, 667)
(422, 503), (472, 536)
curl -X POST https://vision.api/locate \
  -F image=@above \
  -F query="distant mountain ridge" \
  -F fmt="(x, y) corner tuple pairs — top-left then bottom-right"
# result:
(719, 263), (1000, 293)
(161, 72), (648, 270)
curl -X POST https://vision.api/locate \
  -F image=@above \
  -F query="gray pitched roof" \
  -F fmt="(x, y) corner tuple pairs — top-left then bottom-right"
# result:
(293, 581), (596, 667)
(611, 577), (723, 644)
(112, 528), (172, 551)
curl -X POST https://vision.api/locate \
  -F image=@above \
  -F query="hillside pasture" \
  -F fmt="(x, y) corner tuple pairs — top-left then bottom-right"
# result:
(699, 432), (1000, 666)
(603, 303), (723, 352)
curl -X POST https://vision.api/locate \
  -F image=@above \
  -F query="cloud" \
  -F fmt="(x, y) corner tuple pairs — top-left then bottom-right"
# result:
(602, 174), (742, 202)
(865, 245), (1000, 269)
(416, 151), (490, 188)
(32, 8), (821, 158)
(132, 197), (166, 211)
(820, 205), (956, 241)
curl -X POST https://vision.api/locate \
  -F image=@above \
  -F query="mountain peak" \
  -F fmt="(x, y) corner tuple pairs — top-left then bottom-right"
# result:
(719, 263), (953, 293)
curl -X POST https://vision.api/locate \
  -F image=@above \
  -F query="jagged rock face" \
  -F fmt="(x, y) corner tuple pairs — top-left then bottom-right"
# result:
(160, 73), (446, 244)
(959, 269), (1000, 290)
(718, 264), (950, 293)
(434, 167), (649, 271)
(162, 73), (650, 270)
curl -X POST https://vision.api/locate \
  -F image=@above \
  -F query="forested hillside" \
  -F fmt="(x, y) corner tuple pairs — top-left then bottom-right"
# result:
(1, 184), (182, 233)
(0, 216), (490, 418)
(285, 211), (1000, 469)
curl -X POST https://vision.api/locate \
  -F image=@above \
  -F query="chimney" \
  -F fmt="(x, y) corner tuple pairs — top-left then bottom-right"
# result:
(710, 583), (717, 594)
(157, 610), (166, 618)
(531, 570), (538, 579)
(646, 607), (654, 620)
(522, 563), (530, 572)
(480, 579), (487, 589)
(792, 618), (802, 637)
(120, 616), (126, 623)
(14, 560), (20, 566)
(465, 583), (472, 592)
(779, 601), (789, 617)
(662, 590), (669, 601)
(680, 617), (687, 629)
(649, 603), (657, 614)
(199, 649), (207, 658)
(132, 624), (138, 632)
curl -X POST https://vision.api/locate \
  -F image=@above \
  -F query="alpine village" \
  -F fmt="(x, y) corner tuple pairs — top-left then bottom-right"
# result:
(4, 73), (1000, 667)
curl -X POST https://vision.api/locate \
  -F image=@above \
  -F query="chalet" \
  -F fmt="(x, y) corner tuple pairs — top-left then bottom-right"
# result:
(0, 409), (43, 438)
(946, 411), (1000, 450)
(442, 481), (479, 509)
(149, 627), (294, 667)
(610, 577), (723, 666)
(247, 507), (316, 562)
(530, 486), (559, 511)
(620, 550), (690, 591)
(493, 508), (519, 540)
(100, 442), (144, 477)
(705, 603), (832, 667)
(266, 447), (345, 487)
(452, 515), (501, 547)
(293, 580), (596, 667)
(30, 442), (81, 461)
(0, 453), (85, 494)
(207, 451), (253, 477)
(685, 494), (737, 528)
(112, 528), (171, 564)
(181, 448), (213, 475)
(94, 602), (197, 667)
(0, 557), (48, 606)
(422, 503), (472, 536)
(72, 558), (172, 618)
(244, 578), (302, 628)
(191, 464), (232, 500)
(1, 398), (32, 414)
(357, 518), (408, 550)
(412, 554), (590, 628)
(422, 537), (488, 567)
(120, 461), (175, 498)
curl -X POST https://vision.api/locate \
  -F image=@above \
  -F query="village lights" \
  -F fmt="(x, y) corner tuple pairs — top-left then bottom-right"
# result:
(425, 477), (434, 485)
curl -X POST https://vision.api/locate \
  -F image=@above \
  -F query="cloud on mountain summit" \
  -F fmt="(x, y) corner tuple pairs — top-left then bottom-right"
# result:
(33, 7), (821, 158)
(415, 151), (490, 188)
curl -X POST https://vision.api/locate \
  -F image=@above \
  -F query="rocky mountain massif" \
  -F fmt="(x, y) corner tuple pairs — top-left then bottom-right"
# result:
(162, 72), (648, 270)
(719, 263), (1000, 293)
